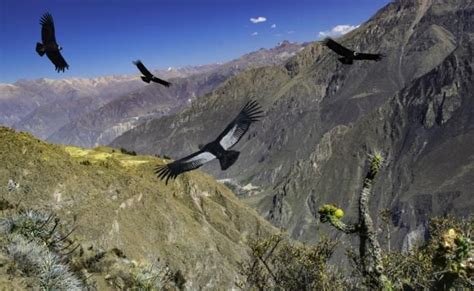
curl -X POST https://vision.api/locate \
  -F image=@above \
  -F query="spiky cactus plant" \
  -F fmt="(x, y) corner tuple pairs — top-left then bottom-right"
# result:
(318, 152), (391, 289)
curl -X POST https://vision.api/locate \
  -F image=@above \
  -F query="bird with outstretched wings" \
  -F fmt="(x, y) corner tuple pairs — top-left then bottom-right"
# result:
(216, 100), (262, 150)
(324, 38), (384, 64)
(133, 60), (171, 87)
(155, 151), (216, 184)
(36, 12), (69, 72)
(155, 100), (263, 184)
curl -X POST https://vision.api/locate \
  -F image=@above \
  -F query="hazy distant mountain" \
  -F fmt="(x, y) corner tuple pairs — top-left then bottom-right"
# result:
(47, 40), (304, 147)
(1, 76), (144, 139)
(0, 84), (41, 126)
(112, 0), (473, 248)
(1, 67), (227, 140)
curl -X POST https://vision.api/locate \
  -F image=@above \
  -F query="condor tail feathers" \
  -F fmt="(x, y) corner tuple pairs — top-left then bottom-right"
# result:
(36, 43), (46, 56)
(218, 150), (240, 170)
(141, 76), (151, 83)
(338, 57), (353, 65)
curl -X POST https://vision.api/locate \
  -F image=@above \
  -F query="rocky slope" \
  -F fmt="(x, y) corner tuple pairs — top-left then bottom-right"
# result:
(112, 0), (473, 247)
(0, 126), (276, 289)
(47, 41), (304, 147)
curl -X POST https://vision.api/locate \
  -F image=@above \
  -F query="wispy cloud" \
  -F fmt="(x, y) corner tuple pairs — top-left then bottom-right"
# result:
(250, 16), (267, 24)
(318, 24), (359, 38)
(251, 32), (259, 36)
(287, 30), (295, 34)
(271, 24), (276, 28)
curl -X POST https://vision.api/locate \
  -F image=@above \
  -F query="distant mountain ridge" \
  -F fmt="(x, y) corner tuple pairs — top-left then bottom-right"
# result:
(1, 76), (144, 139)
(47, 40), (304, 147)
(0, 41), (305, 146)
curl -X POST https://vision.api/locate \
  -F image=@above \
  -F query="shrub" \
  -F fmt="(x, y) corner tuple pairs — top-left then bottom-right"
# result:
(80, 160), (91, 166)
(104, 258), (185, 290)
(381, 216), (473, 290)
(120, 147), (137, 156)
(238, 233), (347, 290)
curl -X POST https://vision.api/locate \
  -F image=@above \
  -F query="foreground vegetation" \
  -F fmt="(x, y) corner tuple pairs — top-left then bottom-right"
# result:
(240, 154), (473, 290)
(0, 127), (277, 289)
(0, 199), (184, 290)
(241, 215), (472, 290)
(0, 128), (472, 289)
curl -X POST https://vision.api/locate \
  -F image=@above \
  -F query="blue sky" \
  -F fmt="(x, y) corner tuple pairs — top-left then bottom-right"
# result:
(0, 0), (390, 83)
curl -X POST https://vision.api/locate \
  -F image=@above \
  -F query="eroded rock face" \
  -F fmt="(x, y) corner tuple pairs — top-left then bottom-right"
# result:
(111, 0), (473, 248)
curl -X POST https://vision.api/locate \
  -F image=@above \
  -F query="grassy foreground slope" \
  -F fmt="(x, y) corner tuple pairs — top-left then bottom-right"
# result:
(0, 126), (275, 289)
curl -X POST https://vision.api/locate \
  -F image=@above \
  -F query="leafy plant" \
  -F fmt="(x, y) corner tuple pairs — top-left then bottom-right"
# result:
(238, 233), (347, 290)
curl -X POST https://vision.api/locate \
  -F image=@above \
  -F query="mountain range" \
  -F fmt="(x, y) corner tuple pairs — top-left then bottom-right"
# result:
(111, 0), (473, 248)
(1, 0), (471, 281)
(0, 41), (304, 147)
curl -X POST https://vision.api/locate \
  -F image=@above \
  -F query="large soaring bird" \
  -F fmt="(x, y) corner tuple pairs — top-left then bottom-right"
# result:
(155, 100), (263, 184)
(133, 60), (171, 87)
(323, 38), (384, 65)
(36, 12), (69, 72)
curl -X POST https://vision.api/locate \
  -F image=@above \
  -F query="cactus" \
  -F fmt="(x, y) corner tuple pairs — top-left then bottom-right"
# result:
(318, 153), (391, 289)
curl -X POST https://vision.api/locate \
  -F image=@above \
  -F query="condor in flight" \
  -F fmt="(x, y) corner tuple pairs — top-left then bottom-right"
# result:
(324, 38), (384, 65)
(36, 12), (69, 72)
(133, 60), (171, 87)
(155, 100), (263, 184)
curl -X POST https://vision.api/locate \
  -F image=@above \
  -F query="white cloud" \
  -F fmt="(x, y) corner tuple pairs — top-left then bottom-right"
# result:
(250, 16), (267, 24)
(318, 24), (360, 38)
(271, 24), (276, 28)
(287, 30), (295, 34)
(251, 32), (258, 36)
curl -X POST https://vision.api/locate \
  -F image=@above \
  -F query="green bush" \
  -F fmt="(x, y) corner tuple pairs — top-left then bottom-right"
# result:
(381, 216), (473, 290)
(238, 233), (347, 290)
